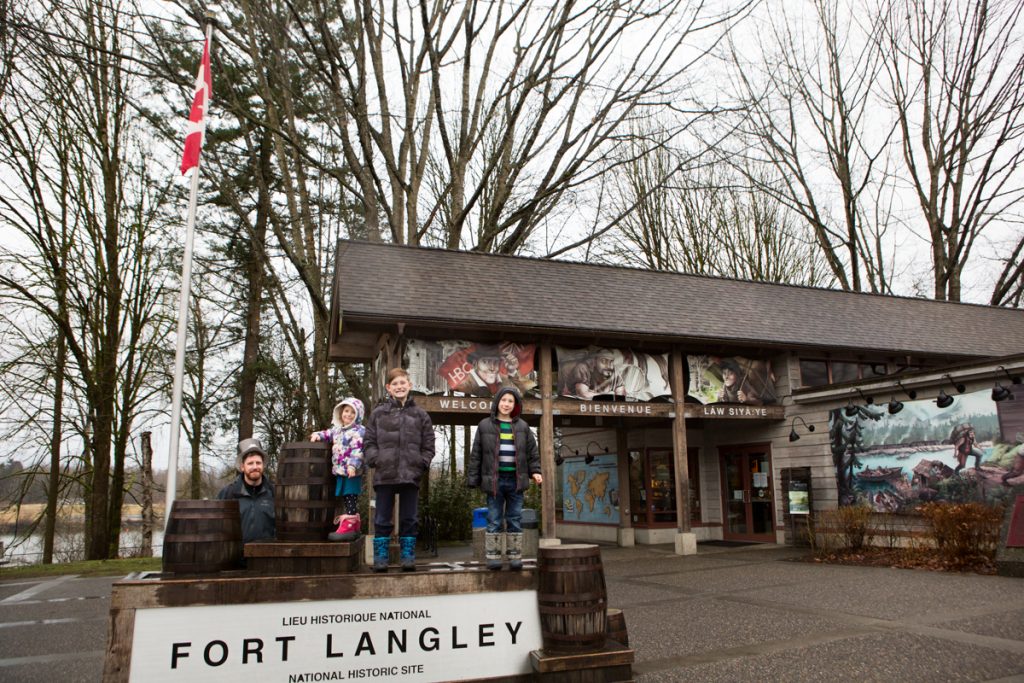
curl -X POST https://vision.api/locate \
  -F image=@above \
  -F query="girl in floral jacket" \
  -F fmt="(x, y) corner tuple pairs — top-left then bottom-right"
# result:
(311, 397), (365, 541)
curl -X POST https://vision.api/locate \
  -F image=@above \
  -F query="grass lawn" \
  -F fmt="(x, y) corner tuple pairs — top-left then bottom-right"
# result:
(0, 556), (161, 579)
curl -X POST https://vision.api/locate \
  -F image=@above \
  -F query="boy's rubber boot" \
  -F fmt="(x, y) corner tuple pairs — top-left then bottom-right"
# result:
(484, 532), (503, 570)
(507, 532), (524, 570)
(399, 536), (417, 572)
(371, 536), (389, 573)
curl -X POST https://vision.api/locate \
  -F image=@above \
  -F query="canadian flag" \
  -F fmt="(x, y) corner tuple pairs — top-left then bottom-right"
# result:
(180, 39), (212, 175)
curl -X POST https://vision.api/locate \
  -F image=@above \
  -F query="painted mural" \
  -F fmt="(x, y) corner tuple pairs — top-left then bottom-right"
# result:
(687, 355), (779, 406)
(556, 347), (670, 401)
(832, 389), (1024, 512)
(404, 340), (538, 397)
(560, 453), (621, 525)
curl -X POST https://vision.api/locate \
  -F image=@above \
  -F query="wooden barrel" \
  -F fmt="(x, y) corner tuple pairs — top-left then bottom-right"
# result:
(274, 442), (337, 541)
(537, 544), (607, 652)
(162, 499), (242, 574)
(606, 607), (629, 646)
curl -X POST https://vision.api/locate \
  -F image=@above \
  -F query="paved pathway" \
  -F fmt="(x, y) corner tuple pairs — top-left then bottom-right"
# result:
(600, 544), (1024, 682)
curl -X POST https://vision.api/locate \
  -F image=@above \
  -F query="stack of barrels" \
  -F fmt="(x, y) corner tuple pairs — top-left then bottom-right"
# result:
(274, 441), (337, 541)
(162, 441), (339, 575)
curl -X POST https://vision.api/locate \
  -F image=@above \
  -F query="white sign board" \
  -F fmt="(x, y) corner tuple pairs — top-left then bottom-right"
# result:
(128, 590), (542, 683)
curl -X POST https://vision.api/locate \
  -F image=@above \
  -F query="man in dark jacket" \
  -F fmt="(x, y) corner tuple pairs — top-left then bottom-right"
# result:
(467, 387), (542, 569)
(364, 368), (436, 572)
(217, 438), (275, 544)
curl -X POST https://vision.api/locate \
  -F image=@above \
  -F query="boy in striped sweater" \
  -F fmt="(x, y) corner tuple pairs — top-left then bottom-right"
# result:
(468, 387), (542, 569)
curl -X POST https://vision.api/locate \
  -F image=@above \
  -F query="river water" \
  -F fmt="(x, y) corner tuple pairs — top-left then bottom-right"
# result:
(1, 529), (165, 566)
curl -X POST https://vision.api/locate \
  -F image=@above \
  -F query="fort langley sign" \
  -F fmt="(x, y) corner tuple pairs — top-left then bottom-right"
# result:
(126, 591), (542, 682)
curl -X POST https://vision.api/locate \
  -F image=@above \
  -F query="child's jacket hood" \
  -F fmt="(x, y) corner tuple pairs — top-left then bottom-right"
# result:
(334, 397), (365, 426)
(490, 387), (522, 420)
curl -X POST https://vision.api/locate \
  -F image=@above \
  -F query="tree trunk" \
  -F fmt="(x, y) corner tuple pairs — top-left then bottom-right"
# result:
(107, 416), (129, 558)
(42, 331), (66, 565)
(140, 431), (154, 558)
(238, 132), (271, 441)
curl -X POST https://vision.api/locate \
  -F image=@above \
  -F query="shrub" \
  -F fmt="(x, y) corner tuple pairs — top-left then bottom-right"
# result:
(806, 514), (838, 556)
(833, 504), (874, 551)
(917, 502), (1003, 568)
(422, 470), (484, 542)
(811, 505), (874, 554)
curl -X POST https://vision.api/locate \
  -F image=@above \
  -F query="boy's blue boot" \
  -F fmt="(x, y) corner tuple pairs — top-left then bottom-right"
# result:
(372, 536), (389, 573)
(399, 536), (416, 572)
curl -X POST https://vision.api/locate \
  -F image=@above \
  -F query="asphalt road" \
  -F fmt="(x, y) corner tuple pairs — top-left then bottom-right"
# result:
(3, 544), (1024, 682)
(0, 573), (115, 681)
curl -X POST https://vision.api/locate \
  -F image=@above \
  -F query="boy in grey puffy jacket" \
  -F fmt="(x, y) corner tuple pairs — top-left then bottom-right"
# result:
(364, 368), (435, 571)
(467, 387), (542, 569)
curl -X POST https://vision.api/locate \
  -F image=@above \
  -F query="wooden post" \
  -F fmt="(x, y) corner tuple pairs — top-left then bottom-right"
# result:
(615, 428), (633, 545)
(670, 348), (691, 535)
(540, 343), (556, 541)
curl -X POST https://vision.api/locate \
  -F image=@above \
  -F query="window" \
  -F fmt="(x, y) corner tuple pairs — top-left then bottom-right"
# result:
(831, 361), (859, 384)
(799, 359), (893, 387)
(799, 360), (829, 387)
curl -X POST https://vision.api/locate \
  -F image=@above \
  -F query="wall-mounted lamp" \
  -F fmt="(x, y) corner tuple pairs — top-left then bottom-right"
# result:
(788, 416), (815, 442)
(843, 396), (859, 417)
(993, 366), (1021, 402)
(888, 381), (918, 414)
(936, 373), (965, 409)
(998, 366), (1022, 384)
(855, 388), (874, 405)
(584, 441), (609, 465)
(897, 381), (918, 399)
(555, 444), (578, 467)
(993, 383), (1015, 402)
(887, 395), (904, 415)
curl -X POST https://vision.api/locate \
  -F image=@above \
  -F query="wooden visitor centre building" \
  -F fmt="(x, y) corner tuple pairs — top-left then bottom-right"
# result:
(328, 240), (1024, 554)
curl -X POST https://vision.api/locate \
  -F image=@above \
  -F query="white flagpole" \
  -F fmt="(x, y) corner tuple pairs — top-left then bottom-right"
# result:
(166, 17), (214, 529)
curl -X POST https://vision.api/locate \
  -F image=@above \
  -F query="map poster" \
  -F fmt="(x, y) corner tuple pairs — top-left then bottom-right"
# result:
(561, 454), (620, 525)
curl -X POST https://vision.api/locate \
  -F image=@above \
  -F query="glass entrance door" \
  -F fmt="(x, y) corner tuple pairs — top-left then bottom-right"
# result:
(629, 448), (677, 526)
(720, 445), (775, 542)
(628, 448), (702, 527)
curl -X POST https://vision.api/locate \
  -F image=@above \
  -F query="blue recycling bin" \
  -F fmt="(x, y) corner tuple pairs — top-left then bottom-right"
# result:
(472, 507), (488, 529)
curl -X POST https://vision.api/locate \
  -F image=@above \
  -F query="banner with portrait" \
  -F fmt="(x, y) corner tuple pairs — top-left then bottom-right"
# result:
(405, 339), (537, 397)
(686, 355), (778, 406)
(556, 346), (670, 401)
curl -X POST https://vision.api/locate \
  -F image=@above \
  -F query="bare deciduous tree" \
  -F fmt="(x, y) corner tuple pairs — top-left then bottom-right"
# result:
(0, 0), (173, 559)
(267, 0), (751, 254)
(727, 0), (897, 293)
(877, 0), (1024, 303)
(601, 132), (832, 285)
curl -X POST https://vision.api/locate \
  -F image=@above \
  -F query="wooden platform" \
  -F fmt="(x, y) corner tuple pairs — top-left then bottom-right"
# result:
(244, 538), (363, 574)
(531, 641), (635, 682)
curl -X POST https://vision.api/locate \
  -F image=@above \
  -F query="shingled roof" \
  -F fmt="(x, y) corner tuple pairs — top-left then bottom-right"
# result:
(330, 240), (1024, 360)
